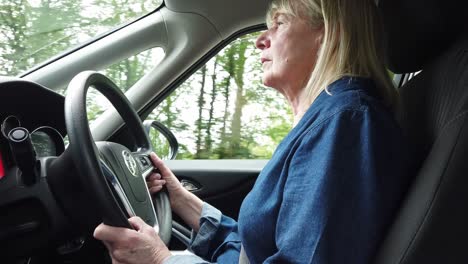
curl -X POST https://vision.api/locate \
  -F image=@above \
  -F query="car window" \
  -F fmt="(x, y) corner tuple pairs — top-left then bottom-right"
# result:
(147, 33), (293, 160)
(83, 47), (165, 124)
(0, 0), (162, 76)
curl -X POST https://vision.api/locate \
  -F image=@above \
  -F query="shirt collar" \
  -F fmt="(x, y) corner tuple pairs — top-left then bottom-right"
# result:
(326, 76), (376, 96)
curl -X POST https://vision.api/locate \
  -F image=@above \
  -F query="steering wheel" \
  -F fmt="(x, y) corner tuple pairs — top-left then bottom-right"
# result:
(64, 71), (172, 244)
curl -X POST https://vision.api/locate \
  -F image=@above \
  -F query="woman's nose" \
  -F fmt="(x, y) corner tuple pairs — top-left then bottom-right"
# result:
(255, 31), (270, 50)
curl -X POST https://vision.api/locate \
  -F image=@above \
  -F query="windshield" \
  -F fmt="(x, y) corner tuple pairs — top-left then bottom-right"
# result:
(0, 0), (163, 76)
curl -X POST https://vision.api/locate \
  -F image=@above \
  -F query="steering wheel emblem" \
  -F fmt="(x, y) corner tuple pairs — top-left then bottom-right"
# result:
(122, 150), (138, 177)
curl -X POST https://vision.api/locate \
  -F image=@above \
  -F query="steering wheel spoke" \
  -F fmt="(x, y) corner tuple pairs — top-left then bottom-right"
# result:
(100, 159), (137, 218)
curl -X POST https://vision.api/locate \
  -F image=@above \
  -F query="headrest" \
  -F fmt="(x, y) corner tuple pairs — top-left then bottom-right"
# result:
(378, 0), (468, 73)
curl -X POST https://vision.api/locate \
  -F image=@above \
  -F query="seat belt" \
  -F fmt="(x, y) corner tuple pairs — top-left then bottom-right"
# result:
(239, 245), (250, 264)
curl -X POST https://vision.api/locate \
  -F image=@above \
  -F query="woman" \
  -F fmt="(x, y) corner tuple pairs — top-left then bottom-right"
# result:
(94, 0), (411, 263)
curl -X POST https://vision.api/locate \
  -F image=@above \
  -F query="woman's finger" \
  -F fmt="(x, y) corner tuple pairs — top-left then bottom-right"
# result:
(149, 185), (163, 193)
(149, 153), (173, 177)
(151, 179), (166, 186)
(128, 216), (146, 231)
(147, 179), (166, 189)
(94, 223), (134, 242)
(147, 173), (161, 181)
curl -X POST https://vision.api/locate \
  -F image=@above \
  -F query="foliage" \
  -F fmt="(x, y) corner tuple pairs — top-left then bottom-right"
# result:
(148, 128), (171, 160)
(150, 33), (293, 160)
(0, 0), (161, 76)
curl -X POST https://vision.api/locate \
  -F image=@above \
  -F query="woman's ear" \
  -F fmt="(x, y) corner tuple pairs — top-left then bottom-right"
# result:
(315, 25), (325, 47)
(315, 25), (325, 45)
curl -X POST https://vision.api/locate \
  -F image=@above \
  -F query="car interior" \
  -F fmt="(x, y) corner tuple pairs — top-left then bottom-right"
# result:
(0, 0), (467, 263)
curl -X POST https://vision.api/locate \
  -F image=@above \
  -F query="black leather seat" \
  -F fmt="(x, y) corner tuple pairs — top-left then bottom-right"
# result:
(374, 0), (468, 263)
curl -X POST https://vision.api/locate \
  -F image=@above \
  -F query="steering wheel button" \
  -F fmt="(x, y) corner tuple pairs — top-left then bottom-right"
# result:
(140, 157), (149, 166)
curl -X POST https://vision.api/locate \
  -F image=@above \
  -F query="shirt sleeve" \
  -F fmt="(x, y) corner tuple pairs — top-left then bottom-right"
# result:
(189, 202), (241, 263)
(163, 254), (211, 264)
(263, 109), (406, 263)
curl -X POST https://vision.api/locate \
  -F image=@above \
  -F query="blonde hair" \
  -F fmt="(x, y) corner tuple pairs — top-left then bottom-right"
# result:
(267, 0), (398, 112)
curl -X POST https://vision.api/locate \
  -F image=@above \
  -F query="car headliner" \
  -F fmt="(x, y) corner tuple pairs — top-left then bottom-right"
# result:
(166, 0), (270, 39)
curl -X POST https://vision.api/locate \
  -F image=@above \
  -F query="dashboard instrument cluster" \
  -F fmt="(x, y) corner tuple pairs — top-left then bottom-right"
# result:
(2, 115), (65, 159)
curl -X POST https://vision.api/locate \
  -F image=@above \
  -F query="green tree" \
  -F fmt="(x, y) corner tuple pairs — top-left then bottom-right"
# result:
(229, 37), (250, 158)
(0, 0), (82, 76)
(216, 47), (235, 158)
(0, 0), (161, 76)
(205, 57), (219, 155)
(195, 65), (207, 159)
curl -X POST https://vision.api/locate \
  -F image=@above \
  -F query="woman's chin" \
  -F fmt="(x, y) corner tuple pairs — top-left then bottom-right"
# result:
(263, 82), (284, 96)
(263, 80), (282, 93)
(262, 76), (276, 88)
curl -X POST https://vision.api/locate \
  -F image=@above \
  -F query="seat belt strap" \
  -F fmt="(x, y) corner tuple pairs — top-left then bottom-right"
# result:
(239, 244), (250, 264)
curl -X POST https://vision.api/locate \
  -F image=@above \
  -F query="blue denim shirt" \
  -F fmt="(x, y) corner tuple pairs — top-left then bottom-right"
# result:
(165, 77), (411, 264)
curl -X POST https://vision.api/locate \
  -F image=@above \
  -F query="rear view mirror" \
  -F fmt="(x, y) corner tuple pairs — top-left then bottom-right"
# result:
(143, 120), (179, 160)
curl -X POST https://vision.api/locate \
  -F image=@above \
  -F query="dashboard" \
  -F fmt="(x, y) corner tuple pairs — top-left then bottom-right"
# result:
(0, 76), (150, 261)
(0, 77), (69, 257)
(0, 77), (66, 173)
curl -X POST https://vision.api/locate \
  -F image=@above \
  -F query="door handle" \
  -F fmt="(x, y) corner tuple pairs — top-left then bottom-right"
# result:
(180, 179), (200, 192)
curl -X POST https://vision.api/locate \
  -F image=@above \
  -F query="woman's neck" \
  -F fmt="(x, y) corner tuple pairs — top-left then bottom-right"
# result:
(286, 87), (311, 126)
(276, 82), (312, 127)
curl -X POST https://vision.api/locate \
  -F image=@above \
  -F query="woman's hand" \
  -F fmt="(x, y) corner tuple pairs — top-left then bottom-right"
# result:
(146, 152), (204, 231)
(146, 153), (188, 210)
(93, 216), (171, 264)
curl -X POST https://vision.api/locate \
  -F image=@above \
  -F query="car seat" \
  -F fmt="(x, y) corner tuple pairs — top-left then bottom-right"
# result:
(374, 0), (468, 263)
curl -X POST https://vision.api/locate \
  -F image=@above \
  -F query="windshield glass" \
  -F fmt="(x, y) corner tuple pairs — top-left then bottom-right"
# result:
(0, 0), (163, 76)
